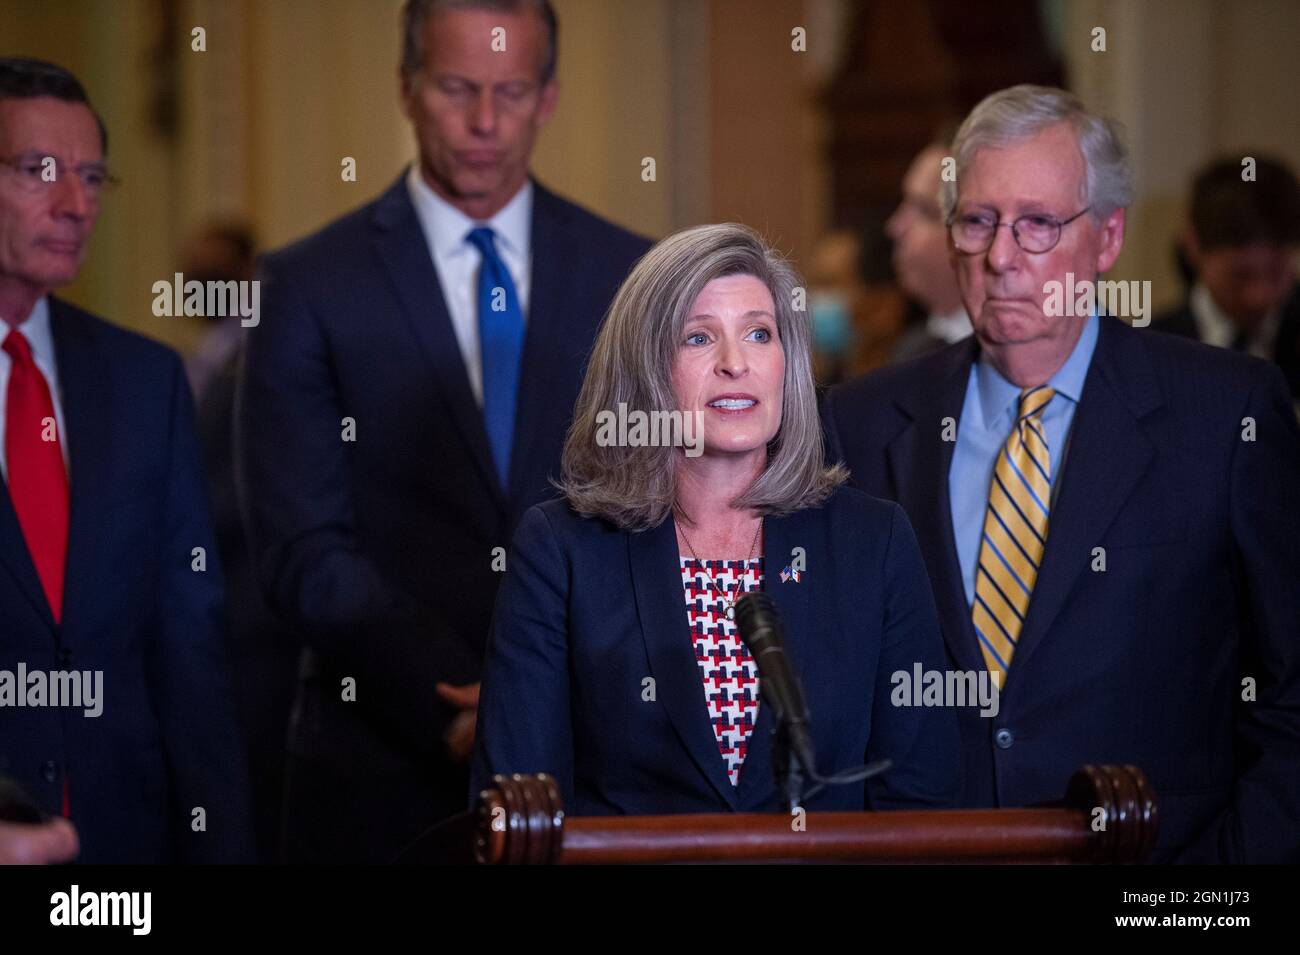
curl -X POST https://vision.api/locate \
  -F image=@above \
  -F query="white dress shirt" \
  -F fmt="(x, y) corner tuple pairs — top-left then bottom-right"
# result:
(0, 297), (70, 481)
(405, 165), (533, 406)
(1189, 282), (1281, 359)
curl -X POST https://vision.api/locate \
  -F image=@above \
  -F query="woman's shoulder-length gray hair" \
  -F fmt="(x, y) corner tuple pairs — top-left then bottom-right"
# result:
(939, 84), (1134, 223)
(557, 222), (847, 532)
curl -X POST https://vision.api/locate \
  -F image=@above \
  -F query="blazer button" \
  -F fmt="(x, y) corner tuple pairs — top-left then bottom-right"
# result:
(41, 760), (59, 782)
(994, 728), (1014, 750)
(58, 648), (72, 667)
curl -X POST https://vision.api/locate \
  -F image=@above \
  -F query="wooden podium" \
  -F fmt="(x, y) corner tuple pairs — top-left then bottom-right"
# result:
(401, 764), (1157, 864)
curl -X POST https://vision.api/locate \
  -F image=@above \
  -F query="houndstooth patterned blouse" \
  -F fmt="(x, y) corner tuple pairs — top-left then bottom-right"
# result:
(679, 556), (764, 786)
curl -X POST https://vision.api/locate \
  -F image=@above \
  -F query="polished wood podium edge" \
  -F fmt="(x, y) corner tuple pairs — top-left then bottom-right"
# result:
(401, 763), (1157, 864)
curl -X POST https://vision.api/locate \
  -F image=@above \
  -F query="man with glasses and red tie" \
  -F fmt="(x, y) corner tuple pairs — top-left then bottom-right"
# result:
(0, 58), (252, 863)
(823, 85), (1300, 863)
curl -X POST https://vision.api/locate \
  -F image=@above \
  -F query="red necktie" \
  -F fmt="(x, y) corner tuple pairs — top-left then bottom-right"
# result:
(3, 329), (69, 623)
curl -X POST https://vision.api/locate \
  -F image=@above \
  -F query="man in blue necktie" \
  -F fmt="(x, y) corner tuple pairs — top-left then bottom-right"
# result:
(238, 0), (650, 863)
(466, 225), (524, 487)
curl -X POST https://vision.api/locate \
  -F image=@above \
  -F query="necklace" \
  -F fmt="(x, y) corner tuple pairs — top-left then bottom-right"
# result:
(678, 518), (763, 621)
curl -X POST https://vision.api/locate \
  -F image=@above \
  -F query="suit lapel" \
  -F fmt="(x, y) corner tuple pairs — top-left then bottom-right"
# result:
(887, 338), (985, 674)
(1008, 317), (1162, 686)
(370, 174), (506, 515)
(628, 517), (739, 808)
(509, 182), (576, 505)
(50, 299), (115, 642)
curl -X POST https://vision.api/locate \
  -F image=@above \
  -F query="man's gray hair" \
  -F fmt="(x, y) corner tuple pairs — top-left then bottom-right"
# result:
(558, 223), (847, 532)
(400, 0), (558, 83)
(940, 84), (1134, 222)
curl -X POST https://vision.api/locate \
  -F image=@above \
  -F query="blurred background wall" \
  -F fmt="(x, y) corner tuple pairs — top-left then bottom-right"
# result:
(2, 0), (1297, 354)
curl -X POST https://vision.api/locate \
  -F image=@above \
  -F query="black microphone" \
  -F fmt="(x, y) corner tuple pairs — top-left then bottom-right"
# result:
(735, 592), (818, 808)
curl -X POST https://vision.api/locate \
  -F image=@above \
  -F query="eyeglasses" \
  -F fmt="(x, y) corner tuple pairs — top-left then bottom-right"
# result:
(948, 206), (1091, 254)
(0, 153), (119, 197)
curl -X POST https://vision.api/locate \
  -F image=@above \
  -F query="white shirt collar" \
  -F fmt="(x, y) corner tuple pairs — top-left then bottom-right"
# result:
(1190, 282), (1281, 354)
(2, 296), (55, 366)
(405, 165), (533, 263)
(974, 312), (1098, 428)
(926, 307), (972, 344)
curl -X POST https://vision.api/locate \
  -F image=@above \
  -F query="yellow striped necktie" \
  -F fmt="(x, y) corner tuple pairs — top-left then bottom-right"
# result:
(971, 385), (1056, 683)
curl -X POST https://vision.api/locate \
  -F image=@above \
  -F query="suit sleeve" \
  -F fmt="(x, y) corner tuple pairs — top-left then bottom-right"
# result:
(150, 353), (255, 863)
(1178, 364), (1300, 863)
(469, 505), (574, 807)
(236, 256), (481, 762)
(865, 503), (963, 810)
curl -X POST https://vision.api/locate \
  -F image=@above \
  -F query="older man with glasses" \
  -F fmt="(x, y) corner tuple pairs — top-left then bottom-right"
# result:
(823, 84), (1300, 863)
(0, 57), (252, 863)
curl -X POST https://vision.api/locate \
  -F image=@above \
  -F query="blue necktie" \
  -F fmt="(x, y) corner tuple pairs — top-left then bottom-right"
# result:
(466, 226), (525, 489)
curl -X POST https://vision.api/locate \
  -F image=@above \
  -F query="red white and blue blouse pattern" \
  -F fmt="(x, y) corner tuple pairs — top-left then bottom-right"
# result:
(680, 556), (763, 786)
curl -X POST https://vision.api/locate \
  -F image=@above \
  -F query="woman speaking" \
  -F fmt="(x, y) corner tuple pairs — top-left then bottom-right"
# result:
(470, 223), (959, 813)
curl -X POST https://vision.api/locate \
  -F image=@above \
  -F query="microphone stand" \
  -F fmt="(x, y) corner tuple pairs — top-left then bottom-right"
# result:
(772, 720), (804, 814)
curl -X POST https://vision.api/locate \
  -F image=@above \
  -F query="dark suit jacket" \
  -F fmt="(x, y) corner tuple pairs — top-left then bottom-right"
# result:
(1154, 282), (1300, 400)
(823, 315), (1300, 862)
(470, 488), (961, 814)
(0, 298), (253, 863)
(237, 173), (649, 862)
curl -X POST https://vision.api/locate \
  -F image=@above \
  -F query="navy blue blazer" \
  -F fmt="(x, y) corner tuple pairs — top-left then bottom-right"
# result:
(470, 486), (961, 815)
(0, 298), (253, 863)
(237, 173), (649, 860)
(823, 315), (1300, 862)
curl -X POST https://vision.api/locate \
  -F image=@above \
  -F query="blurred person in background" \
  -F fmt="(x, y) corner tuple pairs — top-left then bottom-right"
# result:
(807, 229), (863, 384)
(885, 132), (971, 363)
(180, 221), (299, 864)
(806, 227), (912, 384)
(1156, 155), (1300, 402)
(183, 221), (256, 402)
